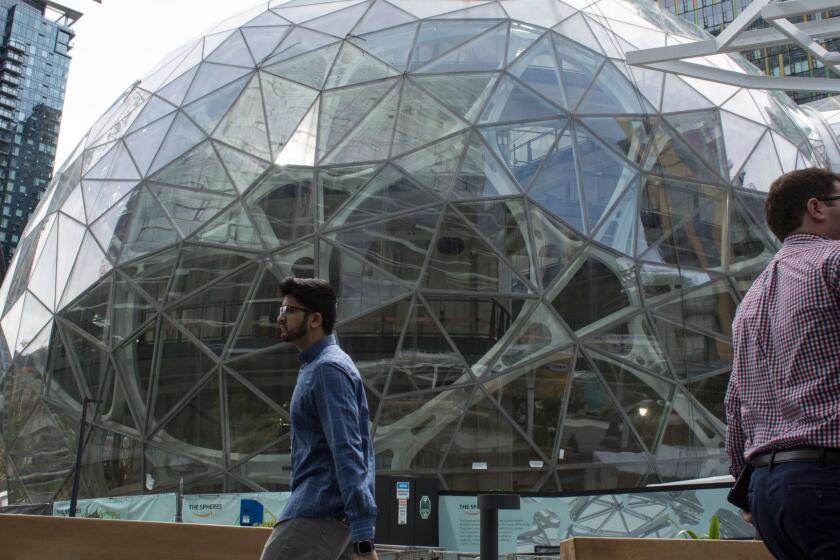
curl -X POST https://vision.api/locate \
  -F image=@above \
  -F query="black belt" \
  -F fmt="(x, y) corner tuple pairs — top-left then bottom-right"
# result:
(749, 448), (840, 468)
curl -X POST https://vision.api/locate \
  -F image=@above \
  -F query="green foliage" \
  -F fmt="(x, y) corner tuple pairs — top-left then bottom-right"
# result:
(677, 515), (721, 540)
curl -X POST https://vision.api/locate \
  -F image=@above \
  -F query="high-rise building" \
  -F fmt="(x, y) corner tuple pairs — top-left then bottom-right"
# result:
(0, 1), (76, 277)
(657, 0), (839, 104)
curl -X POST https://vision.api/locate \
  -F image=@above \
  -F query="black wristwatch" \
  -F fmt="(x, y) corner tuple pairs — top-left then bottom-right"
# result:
(353, 540), (375, 555)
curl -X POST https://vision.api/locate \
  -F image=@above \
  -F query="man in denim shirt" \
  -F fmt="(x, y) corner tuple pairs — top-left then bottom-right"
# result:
(260, 278), (377, 560)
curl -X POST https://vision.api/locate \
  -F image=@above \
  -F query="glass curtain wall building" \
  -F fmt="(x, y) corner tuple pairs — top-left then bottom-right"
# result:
(0, 0), (75, 277)
(0, 0), (833, 504)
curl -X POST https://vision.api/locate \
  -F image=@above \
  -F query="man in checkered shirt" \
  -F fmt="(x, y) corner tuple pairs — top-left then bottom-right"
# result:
(726, 168), (840, 559)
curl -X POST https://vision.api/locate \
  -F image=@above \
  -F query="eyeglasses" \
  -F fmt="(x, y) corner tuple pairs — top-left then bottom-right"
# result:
(278, 305), (311, 316)
(817, 194), (840, 202)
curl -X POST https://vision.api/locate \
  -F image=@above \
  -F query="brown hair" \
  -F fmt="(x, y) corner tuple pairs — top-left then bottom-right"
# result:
(764, 168), (840, 241)
(279, 277), (337, 334)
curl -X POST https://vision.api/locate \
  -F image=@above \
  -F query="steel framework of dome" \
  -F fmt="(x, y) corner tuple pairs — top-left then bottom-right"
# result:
(0, 0), (833, 503)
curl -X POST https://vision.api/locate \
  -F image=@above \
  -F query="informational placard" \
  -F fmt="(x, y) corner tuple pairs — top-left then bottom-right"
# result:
(52, 493), (177, 522)
(396, 481), (410, 500)
(182, 492), (290, 527)
(398, 500), (408, 525)
(439, 486), (755, 554)
(419, 495), (432, 520)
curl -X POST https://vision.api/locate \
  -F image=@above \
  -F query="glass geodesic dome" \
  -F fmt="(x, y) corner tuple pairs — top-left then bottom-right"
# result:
(0, 0), (831, 503)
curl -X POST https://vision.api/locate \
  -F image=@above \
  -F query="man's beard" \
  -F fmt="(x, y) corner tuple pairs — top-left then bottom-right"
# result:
(279, 322), (307, 342)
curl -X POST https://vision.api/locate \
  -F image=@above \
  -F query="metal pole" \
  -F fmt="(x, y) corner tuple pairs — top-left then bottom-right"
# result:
(477, 494), (520, 560)
(68, 398), (100, 518)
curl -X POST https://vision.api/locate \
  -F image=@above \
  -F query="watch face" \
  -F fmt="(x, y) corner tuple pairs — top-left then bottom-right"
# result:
(355, 540), (374, 554)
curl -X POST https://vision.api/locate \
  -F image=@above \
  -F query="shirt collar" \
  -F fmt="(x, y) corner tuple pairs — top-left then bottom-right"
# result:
(298, 334), (336, 365)
(783, 233), (830, 246)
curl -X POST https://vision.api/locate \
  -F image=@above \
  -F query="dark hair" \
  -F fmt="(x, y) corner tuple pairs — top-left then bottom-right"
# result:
(279, 277), (337, 334)
(765, 168), (840, 241)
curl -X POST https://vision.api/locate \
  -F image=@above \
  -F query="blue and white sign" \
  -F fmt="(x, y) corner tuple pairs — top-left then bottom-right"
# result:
(182, 492), (290, 527)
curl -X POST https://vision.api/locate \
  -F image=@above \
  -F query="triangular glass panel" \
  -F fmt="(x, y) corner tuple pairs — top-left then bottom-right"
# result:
(148, 112), (207, 176)
(58, 233), (113, 309)
(214, 141), (270, 193)
(206, 30), (255, 67)
(392, 81), (469, 157)
(85, 141), (141, 181)
(245, 9), (288, 27)
(153, 330), (217, 430)
(225, 344), (299, 410)
(353, 0), (415, 35)
(492, 303), (573, 373)
(327, 164), (438, 228)
(387, 301), (468, 396)
(590, 351), (673, 450)
(730, 193), (775, 266)
(82, 140), (118, 177)
(528, 127), (584, 232)
(81, 180), (138, 222)
(641, 121), (723, 184)
(454, 198), (533, 285)
(301, 1), (369, 37)
(193, 200), (265, 251)
(333, 295), (412, 389)
(654, 280), (737, 338)
(508, 33), (566, 108)
(45, 325), (83, 408)
(273, 0), (364, 23)
(242, 26), (292, 64)
(228, 263), (284, 354)
(480, 118), (568, 190)
(319, 164), (379, 224)
(551, 257), (632, 332)
(772, 131), (798, 173)
(61, 325), (111, 401)
(656, 391), (724, 475)
(127, 95), (178, 134)
(60, 183), (87, 224)
(322, 85), (399, 164)
(558, 355), (646, 464)
(734, 131), (781, 192)
(147, 141), (235, 193)
(325, 42), (399, 89)
(415, 22), (507, 74)
(169, 263), (258, 357)
(203, 29), (236, 59)
(182, 63), (254, 105)
(423, 207), (530, 294)
(55, 215), (87, 311)
(584, 16), (633, 59)
(147, 183), (234, 238)
(259, 71), (320, 158)
(479, 74), (565, 125)
(182, 76), (250, 134)
(638, 262), (719, 305)
(442, 384), (542, 470)
(90, 186), (179, 264)
(637, 176), (725, 259)
(681, 75), (739, 107)
(578, 116), (651, 166)
(318, 79), (398, 160)
(645, 190), (727, 269)
(242, 167), (314, 248)
(409, 20), (499, 72)
(212, 75), (271, 161)
(123, 113), (176, 176)
(576, 127), (637, 231)
(28, 218), (58, 311)
(349, 22), (418, 72)
(329, 207), (440, 283)
(504, 0), (576, 28)
(488, 351), (575, 466)
(144, 444), (222, 490)
(652, 314), (732, 380)
(392, 132), (468, 196)
(721, 88), (766, 125)
(628, 65), (664, 110)
(0, 292), (24, 355)
(262, 27), (339, 64)
(120, 247), (178, 305)
(584, 314), (670, 378)
(554, 34), (604, 110)
(456, 132), (525, 197)
(529, 204), (586, 290)
(167, 244), (255, 304)
(61, 275), (111, 343)
(664, 110), (727, 180)
(110, 272), (156, 346)
(274, 99), (319, 166)
(507, 21), (544, 65)
(686, 372), (730, 424)
(262, 42), (340, 90)
(226, 374), (288, 455)
(411, 73), (497, 124)
(153, 373), (222, 450)
(439, 2), (509, 19)
(591, 176), (640, 256)
(577, 61), (650, 115)
(552, 14), (603, 55)
(97, 368), (140, 434)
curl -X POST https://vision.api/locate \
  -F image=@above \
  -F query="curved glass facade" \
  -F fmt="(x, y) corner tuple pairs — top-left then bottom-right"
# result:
(0, 0), (831, 503)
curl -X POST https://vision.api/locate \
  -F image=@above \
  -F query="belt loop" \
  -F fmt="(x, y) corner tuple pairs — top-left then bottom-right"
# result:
(770, 449), (777, 470)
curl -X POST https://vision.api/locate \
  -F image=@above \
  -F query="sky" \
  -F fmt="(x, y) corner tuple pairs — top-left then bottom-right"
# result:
(54, 0), (261, 166)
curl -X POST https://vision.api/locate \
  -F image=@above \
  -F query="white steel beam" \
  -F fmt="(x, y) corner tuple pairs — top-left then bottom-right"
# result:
(761, 0), (840, 21)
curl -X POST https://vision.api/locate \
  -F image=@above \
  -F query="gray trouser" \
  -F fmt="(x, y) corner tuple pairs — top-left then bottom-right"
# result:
(259, 517), (353, 560)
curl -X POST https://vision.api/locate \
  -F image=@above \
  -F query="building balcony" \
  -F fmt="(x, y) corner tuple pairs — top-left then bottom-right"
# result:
(0, 74), (21, 87)
(5, 40), (25, 54)
(0, 96), (17, 110)
(1, 62), (21, 75)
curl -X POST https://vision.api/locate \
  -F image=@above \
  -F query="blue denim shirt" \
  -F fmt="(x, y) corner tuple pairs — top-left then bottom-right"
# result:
(278, 335), (377, 541)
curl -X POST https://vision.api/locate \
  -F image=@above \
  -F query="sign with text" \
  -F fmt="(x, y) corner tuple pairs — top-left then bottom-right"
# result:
(53, 493), (176, 522)
(183, 492), (290, 527)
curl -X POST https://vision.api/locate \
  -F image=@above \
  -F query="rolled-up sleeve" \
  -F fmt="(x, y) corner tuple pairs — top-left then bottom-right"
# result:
(725, 372), (746, 478)
(313, 363), (377, 541)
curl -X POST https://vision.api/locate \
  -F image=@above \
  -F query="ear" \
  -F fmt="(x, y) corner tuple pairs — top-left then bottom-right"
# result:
(308, 311), (323, 331)
(805, 197), (828, 223)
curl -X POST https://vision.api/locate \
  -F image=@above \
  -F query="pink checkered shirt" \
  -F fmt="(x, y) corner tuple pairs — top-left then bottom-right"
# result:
(726, 234), (840, 477)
